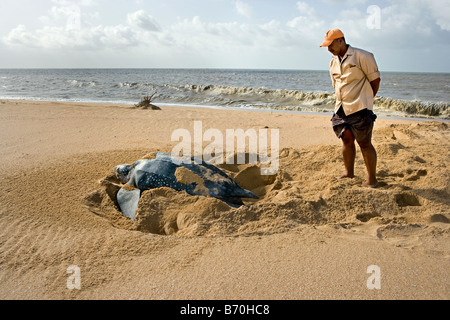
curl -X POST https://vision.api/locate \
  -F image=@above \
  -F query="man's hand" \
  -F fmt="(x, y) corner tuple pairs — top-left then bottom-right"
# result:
(370, 78), (381, 97)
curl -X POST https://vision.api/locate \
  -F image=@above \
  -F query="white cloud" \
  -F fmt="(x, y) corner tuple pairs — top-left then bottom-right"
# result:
(417, 0), (450, 31)
(296, 1), (316, 16)
(3, 25), (37, 47)
(127, 10), (161, 32)
(286, 2), (325, 46)
(0, 2), (323, 56)
(3, 23), (140, 50)
(3, 2), (165, 50)
(235, 1), (252, 19)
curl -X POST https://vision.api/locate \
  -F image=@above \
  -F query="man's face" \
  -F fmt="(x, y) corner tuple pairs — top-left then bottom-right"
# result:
(328, 38), (343, 56)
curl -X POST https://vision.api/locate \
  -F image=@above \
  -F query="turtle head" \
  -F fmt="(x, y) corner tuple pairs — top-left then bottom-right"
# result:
(114, 164), (132, 184)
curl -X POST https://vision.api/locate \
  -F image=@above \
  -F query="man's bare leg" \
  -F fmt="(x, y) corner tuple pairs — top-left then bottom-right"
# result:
(358, 140), (378, 187)
(339, 129), (356, 179)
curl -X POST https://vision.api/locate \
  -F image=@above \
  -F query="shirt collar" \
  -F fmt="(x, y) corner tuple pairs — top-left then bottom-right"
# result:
(344, 45), (354, 57)
(336, 45), (353, 64)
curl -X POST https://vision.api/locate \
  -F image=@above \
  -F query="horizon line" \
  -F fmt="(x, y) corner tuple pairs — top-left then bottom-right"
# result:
(0, 67), (449, 74)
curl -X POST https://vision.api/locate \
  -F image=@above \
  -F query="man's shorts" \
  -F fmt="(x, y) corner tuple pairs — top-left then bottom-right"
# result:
(331, 107), (377, 143)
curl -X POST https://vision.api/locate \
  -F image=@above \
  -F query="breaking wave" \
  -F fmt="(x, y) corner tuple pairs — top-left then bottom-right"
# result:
(177, 84), (336, 110)
(68, 79), (97, 87)
(154, 84), (449, 118)
(374, 97), (449, 118)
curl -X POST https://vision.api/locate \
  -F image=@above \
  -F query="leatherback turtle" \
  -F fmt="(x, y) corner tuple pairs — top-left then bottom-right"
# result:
(114, 153), (258, 220)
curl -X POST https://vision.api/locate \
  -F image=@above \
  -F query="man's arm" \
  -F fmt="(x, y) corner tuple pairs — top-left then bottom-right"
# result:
(370, 78), (381, 97)
(358, 50), (380, 97)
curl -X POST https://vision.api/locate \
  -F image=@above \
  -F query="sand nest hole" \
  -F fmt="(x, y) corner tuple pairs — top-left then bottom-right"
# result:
(84, 144), (449, 237)
(84, 152), (279, 236)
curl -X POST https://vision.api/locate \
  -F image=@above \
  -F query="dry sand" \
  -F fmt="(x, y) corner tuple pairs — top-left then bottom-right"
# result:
(0, 99), (448, 300)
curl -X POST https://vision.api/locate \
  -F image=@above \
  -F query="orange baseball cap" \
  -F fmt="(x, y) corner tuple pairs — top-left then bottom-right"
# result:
(320, 29), (345, 47)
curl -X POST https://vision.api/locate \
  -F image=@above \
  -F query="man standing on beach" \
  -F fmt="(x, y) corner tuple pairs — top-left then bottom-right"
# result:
(320, 29), (381, 188)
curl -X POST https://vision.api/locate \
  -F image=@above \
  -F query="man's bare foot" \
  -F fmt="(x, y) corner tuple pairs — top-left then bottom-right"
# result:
(336, 174), (354, 180)
(362, 181), (379, 188)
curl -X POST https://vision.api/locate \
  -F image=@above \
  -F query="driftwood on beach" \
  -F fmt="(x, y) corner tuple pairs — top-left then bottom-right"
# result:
(134, 92), (161, 110)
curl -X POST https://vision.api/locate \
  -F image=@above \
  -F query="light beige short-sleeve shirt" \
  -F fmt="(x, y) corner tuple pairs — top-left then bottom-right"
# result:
(329, 46), (381, 116)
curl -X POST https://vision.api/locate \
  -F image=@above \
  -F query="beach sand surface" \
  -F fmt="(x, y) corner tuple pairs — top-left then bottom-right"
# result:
(0, 100), (448, 300)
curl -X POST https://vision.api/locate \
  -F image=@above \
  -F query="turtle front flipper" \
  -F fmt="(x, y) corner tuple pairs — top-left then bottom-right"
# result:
(117, 188), (141, 220)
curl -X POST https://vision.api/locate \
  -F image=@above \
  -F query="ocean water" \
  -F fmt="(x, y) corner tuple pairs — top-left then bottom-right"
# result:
(0, 69), (448, 118)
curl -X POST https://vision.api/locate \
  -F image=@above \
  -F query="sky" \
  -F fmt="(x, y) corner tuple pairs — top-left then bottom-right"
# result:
(0, 0), (449, 72)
